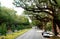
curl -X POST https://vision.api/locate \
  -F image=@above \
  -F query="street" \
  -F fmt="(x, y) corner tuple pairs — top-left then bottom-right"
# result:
(16, 28), (48, 39)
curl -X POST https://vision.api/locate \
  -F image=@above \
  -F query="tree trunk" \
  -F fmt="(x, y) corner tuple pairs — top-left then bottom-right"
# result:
(53, 19), (58, 36)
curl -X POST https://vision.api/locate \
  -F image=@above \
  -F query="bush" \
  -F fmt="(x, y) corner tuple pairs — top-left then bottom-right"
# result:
(11, 25), (16, 32)
(0, 23), (7, 35)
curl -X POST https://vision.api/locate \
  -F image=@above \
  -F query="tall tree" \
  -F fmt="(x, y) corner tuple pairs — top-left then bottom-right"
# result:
(13, 0), (60, 36)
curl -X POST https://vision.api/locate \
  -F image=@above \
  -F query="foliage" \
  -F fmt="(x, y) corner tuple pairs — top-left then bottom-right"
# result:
(11, 25), (16, 32)
(0, 23), (7, 35)
(32, 20), (41, 25)
(56, 0), (60, 6)
(23, 10), (53, 29)
(0, 6), (30, 35)
(46, 22), (52, 31)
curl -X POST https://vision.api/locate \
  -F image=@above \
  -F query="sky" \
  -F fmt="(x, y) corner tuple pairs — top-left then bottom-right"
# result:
(0, 0), (24, 15)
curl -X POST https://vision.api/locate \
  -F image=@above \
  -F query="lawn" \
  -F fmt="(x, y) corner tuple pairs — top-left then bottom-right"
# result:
(49, 36), (60, 39)
(0, 29), (30, 39)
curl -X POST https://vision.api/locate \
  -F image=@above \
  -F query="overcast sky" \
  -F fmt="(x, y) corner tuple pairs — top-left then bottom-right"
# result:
(0, 0), (24, 15)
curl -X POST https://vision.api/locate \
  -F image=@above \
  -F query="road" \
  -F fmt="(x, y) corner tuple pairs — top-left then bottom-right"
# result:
(16, 28), (48, 39)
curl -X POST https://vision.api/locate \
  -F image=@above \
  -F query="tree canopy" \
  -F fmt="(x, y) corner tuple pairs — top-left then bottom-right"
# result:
(13, 0), (60, 36)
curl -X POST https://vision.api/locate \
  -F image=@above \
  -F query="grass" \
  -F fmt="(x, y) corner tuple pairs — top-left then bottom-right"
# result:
(0, 29), (30, 39)
(49, 36), (60, 39)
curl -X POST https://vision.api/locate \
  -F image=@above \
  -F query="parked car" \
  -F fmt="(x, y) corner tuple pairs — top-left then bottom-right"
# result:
(42, 31), (54, 37)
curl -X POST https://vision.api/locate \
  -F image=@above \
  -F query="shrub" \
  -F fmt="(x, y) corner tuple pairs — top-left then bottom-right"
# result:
(0, 23), (7, 36)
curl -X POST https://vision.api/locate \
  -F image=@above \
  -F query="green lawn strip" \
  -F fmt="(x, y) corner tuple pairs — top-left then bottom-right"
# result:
(0, 29), (30, 39)
(50, 36), (60, 39)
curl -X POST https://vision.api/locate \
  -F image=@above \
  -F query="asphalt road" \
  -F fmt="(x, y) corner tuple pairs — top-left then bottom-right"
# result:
(16, 28), (48, 39)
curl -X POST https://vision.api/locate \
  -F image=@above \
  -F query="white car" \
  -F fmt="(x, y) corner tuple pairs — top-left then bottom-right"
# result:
(42, 31), (54, 37)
